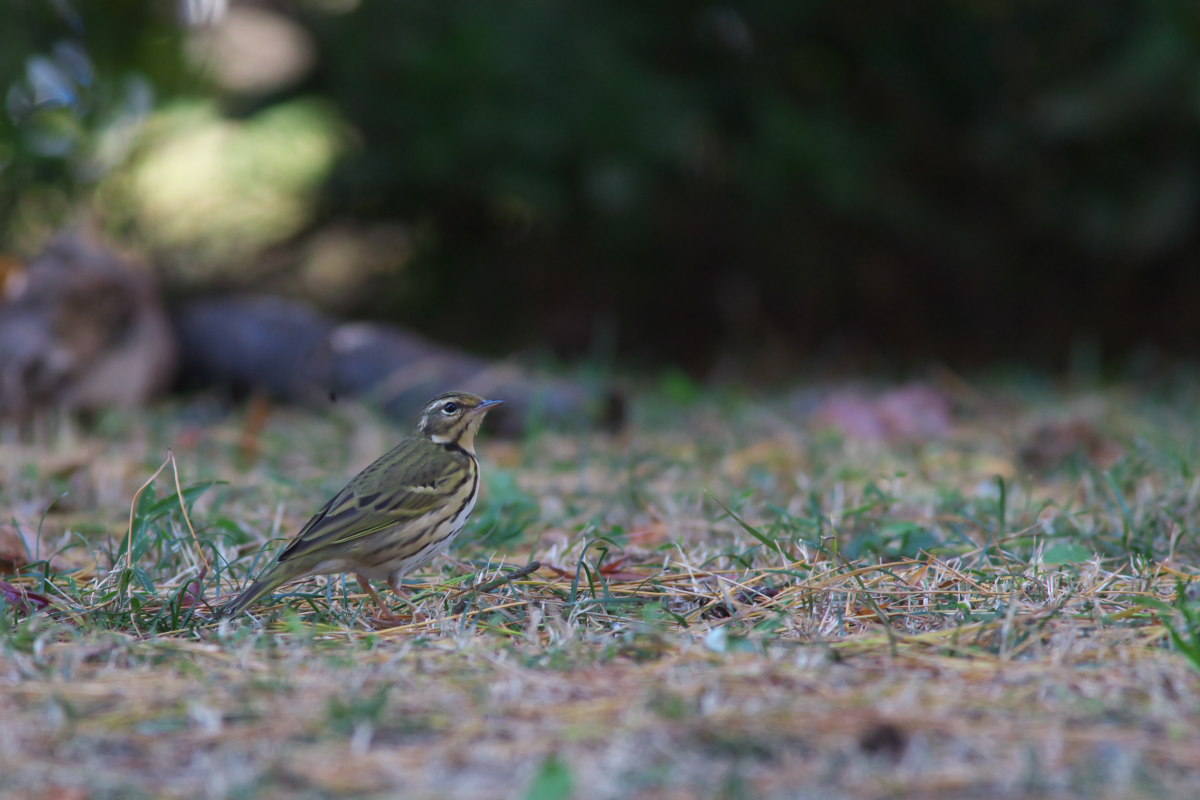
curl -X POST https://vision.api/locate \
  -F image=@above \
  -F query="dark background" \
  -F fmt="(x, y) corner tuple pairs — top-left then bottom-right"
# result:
(5, 0), (1200, 376)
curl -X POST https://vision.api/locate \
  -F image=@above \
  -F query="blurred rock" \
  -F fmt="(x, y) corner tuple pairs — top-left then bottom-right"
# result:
(175, 295), (624, 435)
(0, 232), (177, 419)
(174, 294), (335, 402)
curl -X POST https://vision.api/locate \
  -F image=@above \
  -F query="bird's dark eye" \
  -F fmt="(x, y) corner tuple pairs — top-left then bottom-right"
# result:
(442, 402), (459, 414)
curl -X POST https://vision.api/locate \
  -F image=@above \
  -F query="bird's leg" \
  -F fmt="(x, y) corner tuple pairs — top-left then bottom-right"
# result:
(356, 574), (403, 622)
(386, 575), (427, 621)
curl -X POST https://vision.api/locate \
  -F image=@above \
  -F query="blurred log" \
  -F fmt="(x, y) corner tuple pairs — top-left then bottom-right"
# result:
(175, 295), (623, 435)
(0, 232), (177, 420)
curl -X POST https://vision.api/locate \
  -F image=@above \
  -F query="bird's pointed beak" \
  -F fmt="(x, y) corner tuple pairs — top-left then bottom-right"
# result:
(475, 399), (504, 413)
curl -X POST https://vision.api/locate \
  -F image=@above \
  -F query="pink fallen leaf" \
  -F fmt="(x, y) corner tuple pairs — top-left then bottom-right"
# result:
(180, 565), (209, 609)
(814, 383), (953, 442)
(0, 579), (54, 613)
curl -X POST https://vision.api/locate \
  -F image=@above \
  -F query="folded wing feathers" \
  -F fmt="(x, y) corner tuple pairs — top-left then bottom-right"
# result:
(276, 463), (467, 562)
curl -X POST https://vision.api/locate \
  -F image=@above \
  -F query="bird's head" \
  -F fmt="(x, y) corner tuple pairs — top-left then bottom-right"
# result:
(417, 391), (503, 454)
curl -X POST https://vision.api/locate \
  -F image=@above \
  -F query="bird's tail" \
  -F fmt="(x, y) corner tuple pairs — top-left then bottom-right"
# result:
(218, 562), (294, 618)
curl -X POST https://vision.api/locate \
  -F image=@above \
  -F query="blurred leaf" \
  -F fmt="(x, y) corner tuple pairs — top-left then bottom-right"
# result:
(1042, 542), (1093, 565)
(524, 754), (573, 800)
(144, 481), (224, 517)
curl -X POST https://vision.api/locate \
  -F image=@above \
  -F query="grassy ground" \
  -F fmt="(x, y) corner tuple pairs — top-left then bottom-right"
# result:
(2, 377), (1200, 799)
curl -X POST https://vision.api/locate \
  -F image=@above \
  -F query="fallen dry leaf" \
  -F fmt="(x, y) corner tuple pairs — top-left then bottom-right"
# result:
(625, 523), (670, 546)
(1, 523), (56, 571)
(0, 522), (82, 573)
(1019, 420), (1124, 472)
(541, 554), (650, 583)
(282, 746), (396, 793)
(0, 579), (54, 612)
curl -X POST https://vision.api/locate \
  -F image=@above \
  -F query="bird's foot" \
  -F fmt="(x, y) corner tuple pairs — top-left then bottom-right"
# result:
(367, 606), (428, 628)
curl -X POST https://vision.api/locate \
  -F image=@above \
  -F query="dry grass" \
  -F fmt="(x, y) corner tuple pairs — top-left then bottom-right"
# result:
(3, 378), (1200, 799)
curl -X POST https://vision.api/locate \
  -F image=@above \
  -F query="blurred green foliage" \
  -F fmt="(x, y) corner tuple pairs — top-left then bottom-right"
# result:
(0, 0), (190, 249)
(6, 0), (1200, 367)
(297, 0), (1200, 366)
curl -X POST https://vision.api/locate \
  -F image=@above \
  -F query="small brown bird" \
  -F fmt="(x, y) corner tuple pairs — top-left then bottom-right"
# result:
(220, 391), (502, 619)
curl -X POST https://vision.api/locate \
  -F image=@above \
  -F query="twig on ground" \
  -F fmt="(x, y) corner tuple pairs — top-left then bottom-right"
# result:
(452, 561), (542, 614)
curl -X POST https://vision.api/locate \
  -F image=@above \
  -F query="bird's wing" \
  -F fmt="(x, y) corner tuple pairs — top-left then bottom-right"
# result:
(276, 441), (471, 564)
